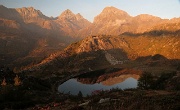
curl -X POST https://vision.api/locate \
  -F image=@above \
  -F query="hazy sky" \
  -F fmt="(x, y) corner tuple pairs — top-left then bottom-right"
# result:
(0, 0), (180, 22)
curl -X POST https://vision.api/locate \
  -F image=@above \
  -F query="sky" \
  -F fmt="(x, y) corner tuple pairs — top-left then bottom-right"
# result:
(0, 0), (180, 22)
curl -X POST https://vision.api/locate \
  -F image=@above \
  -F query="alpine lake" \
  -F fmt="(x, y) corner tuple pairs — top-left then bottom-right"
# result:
(58, 69), (140, 96)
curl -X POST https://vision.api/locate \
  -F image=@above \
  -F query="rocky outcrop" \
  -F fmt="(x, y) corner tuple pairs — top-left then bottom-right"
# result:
(0, 18), (20, 29)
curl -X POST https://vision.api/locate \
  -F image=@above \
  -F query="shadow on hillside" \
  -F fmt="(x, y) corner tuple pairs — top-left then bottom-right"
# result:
(29, 48), (128, 76)
(25, 44), (180, 78)
(135, 54), (180, 68)
(121, 29), (180, 36)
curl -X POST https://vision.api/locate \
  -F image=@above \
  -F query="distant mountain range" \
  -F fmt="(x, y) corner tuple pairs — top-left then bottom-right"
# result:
(0, 5), (180, 74)
(0, 5), (91, 68)
(78, 6), (180, 37)
(1, 5), (180, 38)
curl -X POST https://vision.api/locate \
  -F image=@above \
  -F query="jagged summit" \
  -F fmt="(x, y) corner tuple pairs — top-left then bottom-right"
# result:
(15, 6), (47, 19)
(58, 9), (76, 19)
(61, 9), (74, 14)
(16, 7), (42, 14)
(57, 9), (91, 35)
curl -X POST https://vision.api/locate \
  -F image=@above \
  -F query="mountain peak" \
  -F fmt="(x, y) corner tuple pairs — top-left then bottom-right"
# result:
(15, 6), (45, 18)
(0, 5), (6, 8)
(16, 7), (36, 12)
(103, 6), (120, 11)
(25, 6), (34, 10)
(63, 9), (73, 14)
(58, 9), (75, 19)
(0, 5), (8, 13)
(93, 6), (131, 24)
(102, 6), (128, 15)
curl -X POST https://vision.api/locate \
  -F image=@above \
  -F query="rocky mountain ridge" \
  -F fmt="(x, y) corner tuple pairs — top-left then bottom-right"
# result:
(0, 5), (91, 37)
(77, 6), (180, 37)
(0, 5), (91, 68)
(1, 5), (180, 37)
(23, 32), (180, 76)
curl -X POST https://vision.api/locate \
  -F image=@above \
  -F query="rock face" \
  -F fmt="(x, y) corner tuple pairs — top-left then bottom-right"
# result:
(0, 18), (20, 29)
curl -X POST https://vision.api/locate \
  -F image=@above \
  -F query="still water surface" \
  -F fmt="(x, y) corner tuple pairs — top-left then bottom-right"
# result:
(58, 73), (139, 96)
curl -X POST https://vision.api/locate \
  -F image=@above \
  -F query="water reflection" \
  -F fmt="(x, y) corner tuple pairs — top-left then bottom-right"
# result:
(58, 69), (141, 96)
